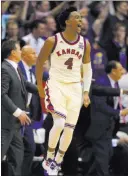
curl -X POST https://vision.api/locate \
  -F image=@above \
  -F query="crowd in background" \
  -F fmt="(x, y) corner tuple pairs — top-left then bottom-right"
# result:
(2, 1), (128, 74)
(1, 1), (128, 176)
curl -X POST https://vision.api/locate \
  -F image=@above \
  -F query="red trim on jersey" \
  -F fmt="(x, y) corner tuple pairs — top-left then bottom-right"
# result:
(51, 34), (57, 53)
(44, 81), (66, 119)
(60, 32), (80, 45)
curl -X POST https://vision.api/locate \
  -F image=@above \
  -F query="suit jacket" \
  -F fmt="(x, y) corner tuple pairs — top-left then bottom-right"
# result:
(85, 75), (120, 141)
(75, 80), (121, 139)
(75, 79), (120, 143)
(2, 60), (37, 129)
(18, 61), (42, 121)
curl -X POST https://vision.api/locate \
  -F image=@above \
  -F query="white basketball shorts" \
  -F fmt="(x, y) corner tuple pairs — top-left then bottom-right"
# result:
(44, 78), (82, 127)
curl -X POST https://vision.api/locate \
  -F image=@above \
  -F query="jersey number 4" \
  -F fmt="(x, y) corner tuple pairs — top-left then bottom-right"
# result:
(64, 58), (73, 70)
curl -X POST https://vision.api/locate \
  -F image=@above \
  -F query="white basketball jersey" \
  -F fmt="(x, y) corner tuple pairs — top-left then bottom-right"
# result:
(49, 32), (85, 83)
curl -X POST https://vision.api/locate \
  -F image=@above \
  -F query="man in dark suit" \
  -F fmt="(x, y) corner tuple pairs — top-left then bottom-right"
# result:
(83, 61), (128, 176)
(1, 40), (38, 176)
(42, 79), (128, 176)
(18, 45), (42, 176)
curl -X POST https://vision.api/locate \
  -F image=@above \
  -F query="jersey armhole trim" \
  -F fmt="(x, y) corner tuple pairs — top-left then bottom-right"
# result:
(51, 34), (57, 53)
(82, 37), (86, 62)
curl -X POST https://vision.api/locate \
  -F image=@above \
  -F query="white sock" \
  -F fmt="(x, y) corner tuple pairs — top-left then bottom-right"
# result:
(55, 126), (74, 164)
(46, 150), (55, 160)
(46, 116), (65, 160)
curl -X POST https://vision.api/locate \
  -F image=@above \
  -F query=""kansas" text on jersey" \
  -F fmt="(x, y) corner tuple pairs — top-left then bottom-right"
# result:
(56, 49), (82, 60)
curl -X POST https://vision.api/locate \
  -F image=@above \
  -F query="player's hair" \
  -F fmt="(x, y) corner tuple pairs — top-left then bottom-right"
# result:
(57, 7), (77, 30)
(105, 61), (119, 74)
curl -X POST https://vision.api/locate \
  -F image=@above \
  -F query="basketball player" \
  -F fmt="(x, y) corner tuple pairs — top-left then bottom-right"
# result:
(36, 7), (92, 175)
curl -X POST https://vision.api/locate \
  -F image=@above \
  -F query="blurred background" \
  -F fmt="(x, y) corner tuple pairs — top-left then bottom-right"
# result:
(2, 0), (128, 75)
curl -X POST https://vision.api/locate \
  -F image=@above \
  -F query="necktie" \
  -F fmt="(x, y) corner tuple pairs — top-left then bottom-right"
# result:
(29, 68), (33, 83)
(27, 69), (33, 107)
(114, 82), (118, 89)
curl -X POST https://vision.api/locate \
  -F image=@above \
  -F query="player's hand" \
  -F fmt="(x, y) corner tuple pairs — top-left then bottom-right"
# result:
(120, 108), (128, 116)
(37, 85), (45, 98)
(83, 92), (90, 108)
(18, 111), (31, 126)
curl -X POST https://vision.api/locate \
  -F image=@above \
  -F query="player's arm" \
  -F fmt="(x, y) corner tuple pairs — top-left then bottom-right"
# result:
(36, 36), (55, 98)
(82, 40), (92, 107)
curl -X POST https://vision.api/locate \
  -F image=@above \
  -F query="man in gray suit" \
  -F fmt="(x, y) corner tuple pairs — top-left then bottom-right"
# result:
(1, 40), (37, 176)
